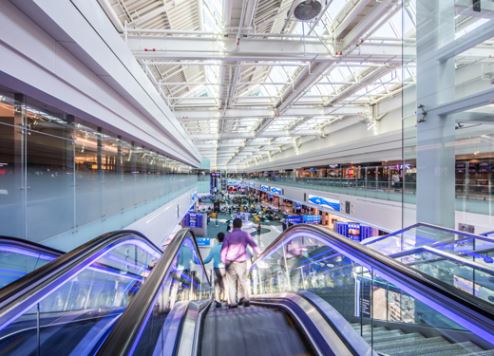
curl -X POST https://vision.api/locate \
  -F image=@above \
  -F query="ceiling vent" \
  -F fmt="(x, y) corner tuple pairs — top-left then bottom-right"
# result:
(289, 0), (323, 21)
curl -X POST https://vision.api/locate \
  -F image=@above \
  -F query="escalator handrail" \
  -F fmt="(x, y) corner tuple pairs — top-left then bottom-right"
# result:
(0, 230), (161, 330)
(251, 224), (494, 340)
(0, 235), (63, 257)
(96, 228), (211, 355)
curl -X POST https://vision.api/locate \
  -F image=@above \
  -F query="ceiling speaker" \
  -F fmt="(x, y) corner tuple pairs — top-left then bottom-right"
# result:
(289, 0), (323, 21)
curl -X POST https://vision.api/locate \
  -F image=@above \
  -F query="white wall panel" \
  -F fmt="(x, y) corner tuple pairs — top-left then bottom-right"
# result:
(0, 0), (200, 165)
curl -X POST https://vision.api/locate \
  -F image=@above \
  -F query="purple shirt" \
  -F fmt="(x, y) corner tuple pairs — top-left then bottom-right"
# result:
(221, 228), (260, 264)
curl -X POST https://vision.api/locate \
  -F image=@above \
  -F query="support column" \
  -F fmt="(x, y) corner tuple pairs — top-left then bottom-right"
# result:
(96, 127), (103, 176)
(416, 0), (456, 228)
(116, 135), (122, 177)
(14, 93), (27, 238)
(65, 114), (76, 231)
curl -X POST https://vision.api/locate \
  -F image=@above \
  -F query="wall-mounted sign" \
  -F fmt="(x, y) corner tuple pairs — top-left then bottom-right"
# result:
(307, 194), (340, 211)
(303, 215), (321, 224)
(270, 186), (283, 195)
(196, 237), (211, 247)
(260, 185), (270, 192)
(286, 215), (304, 224)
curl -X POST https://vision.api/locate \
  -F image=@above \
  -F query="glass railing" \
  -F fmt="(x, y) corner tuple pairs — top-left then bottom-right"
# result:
(247, 177), (493, 214)
(367, 222), (494, 256)
(0, 237), (61, 288)
(97, 229), (211, 355)
(0, 230), (162, 355)
(250, 224), (494, 354)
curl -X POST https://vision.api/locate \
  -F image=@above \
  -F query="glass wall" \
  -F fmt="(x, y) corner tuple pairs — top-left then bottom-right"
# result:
(0, 89), (196, 247)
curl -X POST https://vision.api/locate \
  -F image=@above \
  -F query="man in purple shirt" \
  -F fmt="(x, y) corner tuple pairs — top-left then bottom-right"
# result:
(221, 218), (261, 307)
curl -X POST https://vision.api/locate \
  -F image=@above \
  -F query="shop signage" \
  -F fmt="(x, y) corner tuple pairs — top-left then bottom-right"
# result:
(307, 194), (340, 211)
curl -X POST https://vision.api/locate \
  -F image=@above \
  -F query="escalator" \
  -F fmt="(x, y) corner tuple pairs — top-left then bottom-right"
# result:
(0, 236), (62, 288)
(0, 230), (163, 355)
(96, 224), (494, 356)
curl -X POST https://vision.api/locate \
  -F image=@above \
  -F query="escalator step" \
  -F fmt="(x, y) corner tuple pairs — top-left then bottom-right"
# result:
(376, 334), (439, 351)
(429, 341), (484, 356)
(459, 351), (494, 356)
(361, 330), (403, 341)
(377, 336), (447, 355)
(370, 332), (422, 345)
(384, 337), (468, 356)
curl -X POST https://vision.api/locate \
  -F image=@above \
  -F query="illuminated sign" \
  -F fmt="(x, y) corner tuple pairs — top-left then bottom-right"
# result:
(307, 194), (340, 212)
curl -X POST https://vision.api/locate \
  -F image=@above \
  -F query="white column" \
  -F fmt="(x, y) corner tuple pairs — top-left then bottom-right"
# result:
(416, 0), (456, 228)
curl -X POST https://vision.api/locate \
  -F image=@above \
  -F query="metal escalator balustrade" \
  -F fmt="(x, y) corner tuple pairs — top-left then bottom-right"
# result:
(97, 228), (211, 356)
(306, 222), (494, 305)
(249, 224), (494, 355)
(0, 230), (162, 355)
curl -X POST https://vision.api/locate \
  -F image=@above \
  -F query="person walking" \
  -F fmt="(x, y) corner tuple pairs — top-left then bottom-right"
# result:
(221, 218), (260, 308)
(256, 223), (262, 246)
(202, 232), (226, 307)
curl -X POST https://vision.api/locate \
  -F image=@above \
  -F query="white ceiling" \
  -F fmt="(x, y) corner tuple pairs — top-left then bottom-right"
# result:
(102, 0), (493, 170)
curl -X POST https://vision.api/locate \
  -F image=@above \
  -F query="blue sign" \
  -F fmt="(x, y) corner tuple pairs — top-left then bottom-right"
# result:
(307, 194), (340, 212)
(196, 237), (211, 247)
(303, 215), (321, 224)
(184, 212), (203, 228)
(227, 179), (240, 186)
(335, 222), (373, 241)
(270, 186), (283, 195)
(260, 185), (270, 192)
(294, 202), (302, 210)
(286, 215), (303, 224)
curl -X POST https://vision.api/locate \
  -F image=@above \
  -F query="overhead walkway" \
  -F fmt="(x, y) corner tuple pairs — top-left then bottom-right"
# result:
(96, 224), (494, 356)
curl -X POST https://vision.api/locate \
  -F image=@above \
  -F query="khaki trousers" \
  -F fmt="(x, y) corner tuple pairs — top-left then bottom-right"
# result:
(225, 261), (249, 305)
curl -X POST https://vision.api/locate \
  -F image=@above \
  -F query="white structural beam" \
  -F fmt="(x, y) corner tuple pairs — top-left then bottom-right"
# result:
(428, 86), (494, 117)
(128, 36), (414, 63)
(436, 18), (494, 62)
(175, 105), (367, 119)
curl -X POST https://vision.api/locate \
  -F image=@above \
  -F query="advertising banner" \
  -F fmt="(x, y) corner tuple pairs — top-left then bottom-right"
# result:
(307, 194), (340, 211)
(260, 184), (270, 192)
(270, 186), (283, 195)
